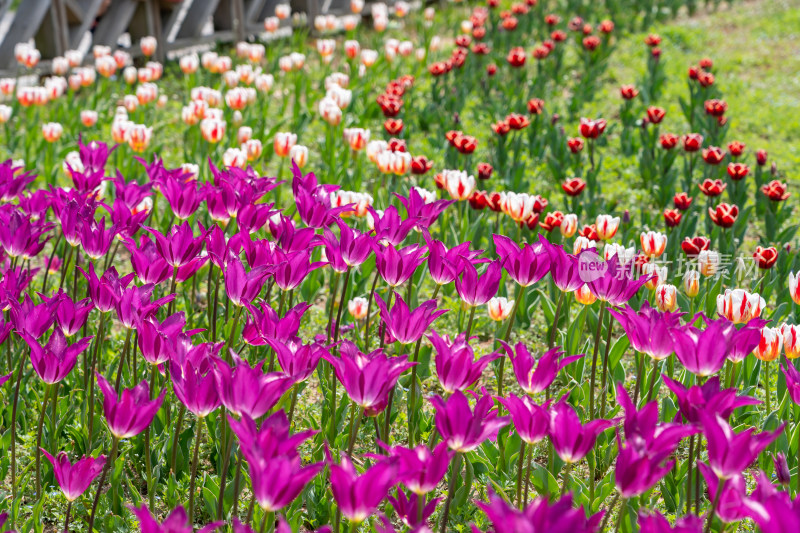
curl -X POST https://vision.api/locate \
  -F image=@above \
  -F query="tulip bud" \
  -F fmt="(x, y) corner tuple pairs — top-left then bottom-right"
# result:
(773, 453), (791, 486)
(682, 270), (700, 298)
(575, 284), (597, 306)
(783, 324), (800, 359)
(717, 289), (765, 324)
(754, 327), (783, 362)
(789, 272), (800, 305)
(655, 284), (677, 312)
(348, 297), (368, 320)
(487, 297), (515, 321)
(560, 214), (578, 238)
(640, 231), (667, 257)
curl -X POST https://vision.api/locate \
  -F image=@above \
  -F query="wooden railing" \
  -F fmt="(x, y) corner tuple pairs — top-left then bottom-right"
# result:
(0, 0), (354, 74)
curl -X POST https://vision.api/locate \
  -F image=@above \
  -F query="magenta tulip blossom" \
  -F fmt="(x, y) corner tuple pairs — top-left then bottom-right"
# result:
(429, 390), (509, 453)
(670, 315), (739, 377)
(229, 411), (317, 465)
(369, 205), (417, 246)
(498, 394), (550, 445)
(54, 294), (94, 337)
(425, 238), (483, 286)
(40, 450), (106, 501)
(145, 221), (207, 268)
(213, 354), (294, 419)
(395, 187), (453, 230)
(498, 341), (583, 394)
(638, 512), (702, 533)
(701, 412), (782, 479)
(542, 241), (584, 293)
(608, 302), (682, 360)
(374, 242), (427, 288)
(242, 301), (309, 345)
(697, 463), (750, 523)
(265, 338), (327, 382)
(324, 341), (414, 414)
(79, 264), (134, 313)
(138, 312), (187, 365)
(781, 357), (800, 405)
(429, 331), (498, 393)
(493, 234), (551, 287)
(587, 256), (649, 305)
(130, 504), (221, 533)
(328, 451), (398, 523)
(662, 375), (759, 425)
(476, 491), (604, 533)
(387, 489), (440, 529)
(9, 293), (59, 338)
(21, 329), (92, 384)
(223, 255), (270, 307)
(548, 398), (615, 464)
(390, 442), (453, 495)
(744, 472), (800, 532)
(96, 372), (165, 439)
(170, 357), (221, 418)
(251, 455), (324, 512)
(273, 249), (321, 291)
(455, 260), (502, 307)
(375, 293), (447, 345)
(125, 234), (172, 285)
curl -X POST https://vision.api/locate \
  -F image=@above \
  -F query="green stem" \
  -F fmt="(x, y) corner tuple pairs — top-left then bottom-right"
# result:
(498, 284), (524, 398)
(88, 437), (119, 532)
(35, 383), (51, 498)
(599, 314), (614, 419)
(516, 441), (527, 508)
(438, 452), (462, 533)
(588, 302), (607, 420)
(560, 462), (573, 497)
(171, 405), (186, 474)
(188, 418), (204, 522)
(704, 478), (724, 533)
(87, 313), (107, 450)
(465, 306), (477, 338)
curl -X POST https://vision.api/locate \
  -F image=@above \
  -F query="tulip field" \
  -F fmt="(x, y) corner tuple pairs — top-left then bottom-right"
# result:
(1, 0), (800, 531)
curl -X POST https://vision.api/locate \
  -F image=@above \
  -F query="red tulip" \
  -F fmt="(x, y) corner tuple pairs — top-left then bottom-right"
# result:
(468, 191), (489, 210)
(620, 85), (639, 100)
(562, 177), (586, 196)
(579, 117), (606, 139)
(411, 156), (433, 175)
(727, 141), (745, 157)
(704, 99), (727, 117)
(708, 203), (739, 228)
(673, 192), (693, 210)
(646, 106), (665, 124)
(527, 98), (545, 115)
(486, 63), (497, 76)
(492, 120), (510, 136)
(697, 71), (714, 87)
(761, 180), (790, 201)
(681, 236), (710, 256)
(702, 146), (725, 165)
(756, 149), (768, 166)
(644, 34), (661, 46)
(699, 57), (713, 69)
(664, 209), (682, 227)
(540, 211), (564, 232)
(579, 224), (599, 240)
(726, 162), (749, 181)
(698, 178), (726, 197)
(384, 119), (403, 135)
(660, 133), (679, 150)
(683, 133), (703, 152)
(582, 36), (600, 51)
(754, 246), (778, 269)
(567, 137), (584, 153)
(477, 162), (493, 180)
(506, 113), (530, 130)
(506, 47), (526, 67)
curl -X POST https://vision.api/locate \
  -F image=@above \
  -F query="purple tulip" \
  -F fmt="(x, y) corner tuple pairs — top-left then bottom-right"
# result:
(170, 357), (221, 418)
(726, 317), (770, 363)
(498, 394), (550, 445)
(391, 442), (453, 495)
(322, 219), (373, 270)
(229, 411), (317, 465)
(425, 238), (482, 286)
(617, 383), (697, 456)
(242, 302), (309, 345)
(213, 354), (294, 419)
(387, 488), (440, 529)
(150, 161), (205, 220)
(671, 316), (739, 377)
(697, 462), (750, 523)
(21, 329), (92, 384)
(587, 256), (649, 305)
(493, 234), (551, 287)
(638, 512), (702, 533)
(369, 205), (417, 246)
(145, 221), (206, 268)
(0, 265), (38, 310)
(375, 292), (447, 345)
(273, 249), (321, 291)
(267, 215), (318, 253)
(548, 398), (615, 464)
(0, 159), (36, 202)
(54, 294), (94, 337)
(295, 187), (351, 228)
(498, 341), (583, 394)
(79, 264), (134, 313)
(0, 371), (11, 387)
(80, 217), (118, 260)
(96, 372), (165, 439)
(130, 504), (221, 533)
(374, 242), (426, 288)
(745, 472), (800, 532)
(10, 293), (59, 338)
(774, 452), (791, 486)
(430, 331), (498, 393)
(781, 358), (800, 405)
(607, 302), (682, 361)
(455, 260), (502, 307)
(702, 412), (782, 479)
(542, 241), (584, 293)
(138, 312), (187, 365)
(328, 450), (397, 523)
(223, 255), (270, 307)
(40, 450), (106, 501)
(0, 208), (52, 259)
(324, 341), (414, 414)
(116, 284), (173, 330)
(395, 187), (454, 230)
(429, 390), (510, 453)
(78, 138), (114, 175)
(476, 490), (604, 533)
(125, 235), (172, 285)
(265, 338), (327, 382)
(663, 375), (759, 425)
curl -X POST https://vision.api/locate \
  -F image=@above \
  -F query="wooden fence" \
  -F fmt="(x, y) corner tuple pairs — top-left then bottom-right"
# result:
(0, 0), (355, 74)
